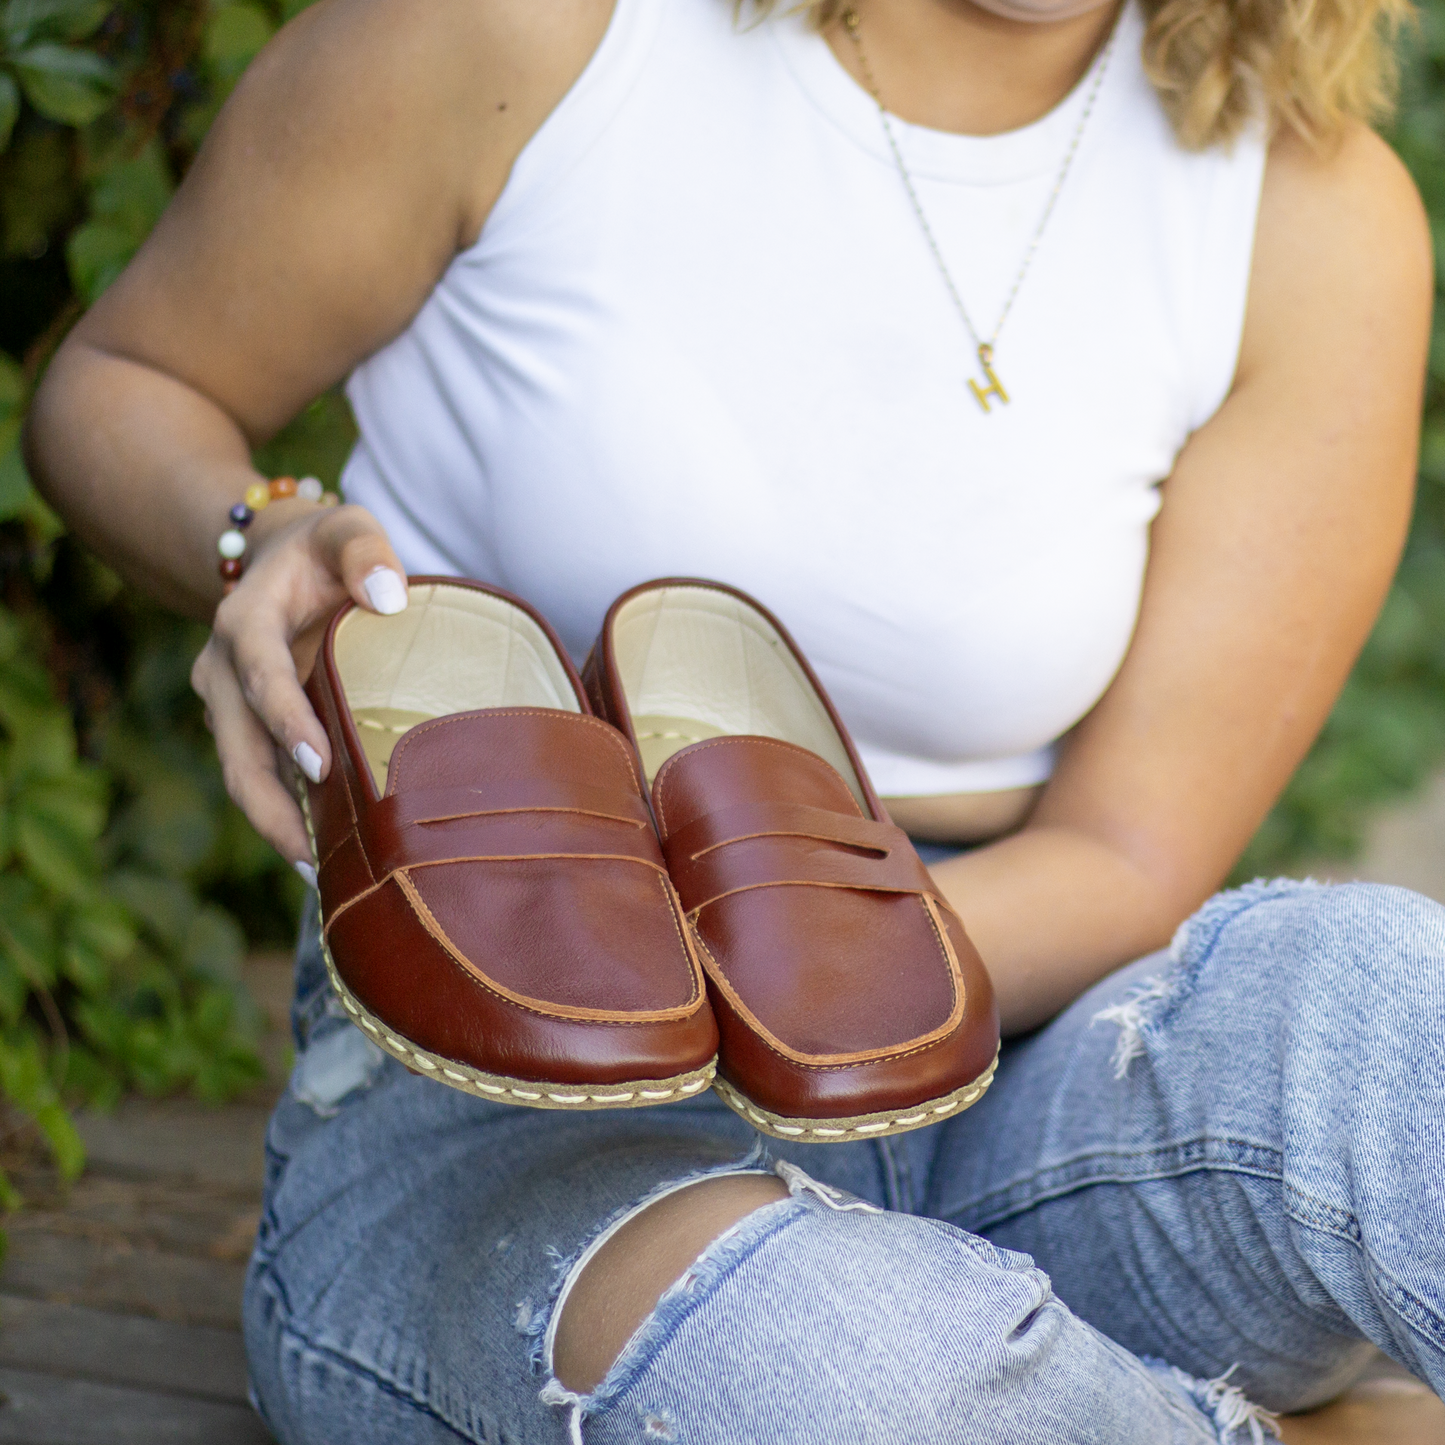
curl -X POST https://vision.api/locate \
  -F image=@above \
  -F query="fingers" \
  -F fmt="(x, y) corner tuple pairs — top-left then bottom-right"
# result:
(210, 594), (334, 786)
(192, 636), (314, 867)
(312, 504), (410, 616)
(190, 501), (410, 873)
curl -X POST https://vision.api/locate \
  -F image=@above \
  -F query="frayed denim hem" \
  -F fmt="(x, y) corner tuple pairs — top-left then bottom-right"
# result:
(1148, 1360), (1282, 1444)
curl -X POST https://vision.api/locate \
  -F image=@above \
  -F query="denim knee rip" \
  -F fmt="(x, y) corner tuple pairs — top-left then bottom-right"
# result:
(289, 893), (388, 1116)
(534, 1154), (883, 1444)
(1091, 878), (1324, 1079)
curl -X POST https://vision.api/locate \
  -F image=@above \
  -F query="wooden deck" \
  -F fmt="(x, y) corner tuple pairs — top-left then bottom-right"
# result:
(0, 954), (289, 1445)
(2, 779), (1444, 1444)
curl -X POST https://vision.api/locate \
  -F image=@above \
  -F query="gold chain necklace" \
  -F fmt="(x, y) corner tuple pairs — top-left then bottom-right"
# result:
(841, 8), (1115, 413)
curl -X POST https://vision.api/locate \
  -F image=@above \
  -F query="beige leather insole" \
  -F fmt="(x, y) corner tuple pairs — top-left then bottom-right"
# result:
(609, 585), (865, 805)
(332, 582), (578, 795)
(352, 707), (435, 794)
(629, 715), (731, 783)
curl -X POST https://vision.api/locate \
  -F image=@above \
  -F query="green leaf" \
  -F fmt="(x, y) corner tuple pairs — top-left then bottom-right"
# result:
(0, 72), (19, 153)
(0, 1034), (84, 1180)
(12, 772), (107, 898)
(69, 144), (175, 300)
(15, 809), (91, 897)
(0, 353), (25, 420)
(11, 43), (115, 125)
(33, 1100), (84, 1179)
(105, 869), (195, 949)
(65, 218), (134, 302)
(2, 0), (112, 47)
(67, 895), (135, 964)
(0, 438), (32, 522)
(86, 140), (172, 233)
(0, 695), (76, 784)
(0, 874), (58, 987)
(0, 610), (21, 666)
(204, 4), (273, 69)
(0, 951), (28, 1027)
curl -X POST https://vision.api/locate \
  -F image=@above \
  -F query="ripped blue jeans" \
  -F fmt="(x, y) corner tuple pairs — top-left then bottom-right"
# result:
(243, 879), (1445, 1443)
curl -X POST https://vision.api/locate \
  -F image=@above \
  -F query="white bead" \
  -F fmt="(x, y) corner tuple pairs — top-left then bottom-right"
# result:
(297, 476), (324, 502)
(217, 529), (247, 559)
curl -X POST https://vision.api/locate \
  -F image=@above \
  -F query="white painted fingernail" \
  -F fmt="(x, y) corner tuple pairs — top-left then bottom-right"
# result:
(363, 567), (407, 616)
(293, 741), (324, 783)
(294, 861), (317, 888)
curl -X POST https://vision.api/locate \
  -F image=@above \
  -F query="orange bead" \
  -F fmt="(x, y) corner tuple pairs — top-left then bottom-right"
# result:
(243, 481), (271, 511)
(270, 476), (298, 499)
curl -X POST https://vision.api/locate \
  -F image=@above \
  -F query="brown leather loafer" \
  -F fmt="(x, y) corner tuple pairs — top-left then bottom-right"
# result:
(584, 579), (999, 1141)
(301, 577), (717, 1109)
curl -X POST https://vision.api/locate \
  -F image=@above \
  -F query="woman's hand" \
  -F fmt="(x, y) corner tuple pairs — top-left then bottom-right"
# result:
(191, 502), (408, 875)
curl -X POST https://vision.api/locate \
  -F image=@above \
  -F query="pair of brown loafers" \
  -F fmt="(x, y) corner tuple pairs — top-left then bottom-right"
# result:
(302, 577), (998, 1142)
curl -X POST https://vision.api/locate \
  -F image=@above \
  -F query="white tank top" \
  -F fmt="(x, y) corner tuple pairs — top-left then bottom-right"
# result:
(342, 0), (1265, 797)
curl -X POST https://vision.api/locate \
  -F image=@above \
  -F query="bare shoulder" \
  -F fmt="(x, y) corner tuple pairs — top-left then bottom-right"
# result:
(1243, 121), (1433, 380)
(73, 0), (614, 438)
(219, 0), (615, 242)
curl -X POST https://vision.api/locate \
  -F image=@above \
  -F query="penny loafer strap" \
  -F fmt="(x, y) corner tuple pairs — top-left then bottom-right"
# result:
(364, 781), (662, 878)
(663, 801), (945, 916)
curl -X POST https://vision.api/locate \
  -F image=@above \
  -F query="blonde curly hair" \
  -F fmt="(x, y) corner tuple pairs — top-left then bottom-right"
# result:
(746, 0), (1412, 148)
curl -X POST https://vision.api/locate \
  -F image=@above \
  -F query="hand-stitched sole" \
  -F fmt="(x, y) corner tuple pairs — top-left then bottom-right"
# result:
(300, 788), (716, 1110)
(711, 1050), (999, 1142)
(319, 929), (717, 1109)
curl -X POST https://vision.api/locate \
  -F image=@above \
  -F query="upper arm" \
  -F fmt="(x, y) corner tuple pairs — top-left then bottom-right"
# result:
(1033, 122), (1433, 909)
(69, 0), (611, 442)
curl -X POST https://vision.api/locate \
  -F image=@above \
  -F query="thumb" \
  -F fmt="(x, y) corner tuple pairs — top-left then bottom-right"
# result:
(315, 505), (410, 616)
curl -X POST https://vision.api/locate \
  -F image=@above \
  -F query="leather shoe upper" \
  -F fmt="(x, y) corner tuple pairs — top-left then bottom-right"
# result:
(304, 577), (717, 1087)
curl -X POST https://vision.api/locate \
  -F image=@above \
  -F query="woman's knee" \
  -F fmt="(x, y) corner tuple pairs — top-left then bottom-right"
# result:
(542, 1165), (1230, 1443)
(551, 1170), (791, 1392)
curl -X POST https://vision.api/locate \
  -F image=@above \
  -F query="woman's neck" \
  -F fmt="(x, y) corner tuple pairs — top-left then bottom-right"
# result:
(824, 0), (1121, 136)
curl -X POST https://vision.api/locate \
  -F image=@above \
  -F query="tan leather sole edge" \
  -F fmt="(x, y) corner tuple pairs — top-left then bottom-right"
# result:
(319, 928), (717, 1109)
(711, 1049), (999, 1142)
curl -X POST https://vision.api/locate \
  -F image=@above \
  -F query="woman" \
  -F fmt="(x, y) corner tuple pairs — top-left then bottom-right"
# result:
(24, 0), (1441, 1437)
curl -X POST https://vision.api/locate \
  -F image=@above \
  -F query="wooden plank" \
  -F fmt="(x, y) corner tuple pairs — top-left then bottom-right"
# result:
(0, 1296), (248, 1404)
(0, 1367), (272, 1445)
(1281, 1380), (1445, 1445)
(8, 1173), (259, 1259)
(73, 1100), (272, 1192)
(1, 1233), (247, 1330)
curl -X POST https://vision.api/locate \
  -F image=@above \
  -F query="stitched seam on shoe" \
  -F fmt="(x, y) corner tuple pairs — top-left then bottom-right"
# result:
(394, 870), (701, 1025)
(317, 822), (358, 875)
(386, 709), (646, 798)
(654, 735), (866, 837)
(713, 1064), (994, 1139)
(322, 850), (677, 937)
(655, 869), (704, 1008)
(920, 892), (963, 1024)
(693, 931), (965, 1069)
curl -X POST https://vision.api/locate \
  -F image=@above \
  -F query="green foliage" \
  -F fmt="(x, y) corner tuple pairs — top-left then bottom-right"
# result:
(0, 0), (351, 1202)
(1233, 5), (1445, 877)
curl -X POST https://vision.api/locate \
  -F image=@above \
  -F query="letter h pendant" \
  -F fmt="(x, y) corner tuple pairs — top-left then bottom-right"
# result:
(967, 344), (1009, 414)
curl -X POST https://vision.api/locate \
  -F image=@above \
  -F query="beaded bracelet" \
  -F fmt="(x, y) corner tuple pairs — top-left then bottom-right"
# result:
(218, 475), (337, 592)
